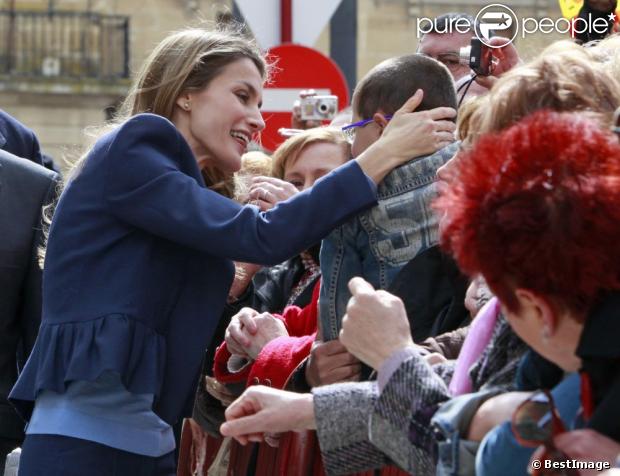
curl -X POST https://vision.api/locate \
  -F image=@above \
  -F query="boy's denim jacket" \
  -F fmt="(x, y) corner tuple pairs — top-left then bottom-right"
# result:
(319, 142), (459, 340)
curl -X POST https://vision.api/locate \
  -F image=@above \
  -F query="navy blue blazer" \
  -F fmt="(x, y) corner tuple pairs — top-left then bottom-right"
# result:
(10, 113), (377, 426)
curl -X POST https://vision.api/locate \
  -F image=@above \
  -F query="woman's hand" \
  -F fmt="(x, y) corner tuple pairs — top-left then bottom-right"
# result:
(221, 386), (316, 445)
(241, 312), (289, 359)
(305, 339), (362, 387)
(248, 176), (299, 211)
(355, 89), (456, 184)
(225, 307), (260, 357)
(339, 277), (415, 370)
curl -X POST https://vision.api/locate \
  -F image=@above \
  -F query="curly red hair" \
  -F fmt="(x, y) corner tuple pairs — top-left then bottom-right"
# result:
(436, 110), (620, 318)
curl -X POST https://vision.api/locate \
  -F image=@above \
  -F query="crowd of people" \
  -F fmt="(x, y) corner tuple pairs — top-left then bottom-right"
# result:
(1, 4), (620, 476)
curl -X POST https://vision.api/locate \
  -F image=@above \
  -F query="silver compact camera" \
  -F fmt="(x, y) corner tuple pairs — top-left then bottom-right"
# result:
(300, 95), (338, 121)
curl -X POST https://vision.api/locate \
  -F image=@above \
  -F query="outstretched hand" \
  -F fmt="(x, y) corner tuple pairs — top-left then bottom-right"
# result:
(220, 386), (316, 445)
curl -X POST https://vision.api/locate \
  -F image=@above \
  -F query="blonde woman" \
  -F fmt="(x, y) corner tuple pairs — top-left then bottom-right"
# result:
(9, 26), (456, 475)
(188, 128), (354, 476)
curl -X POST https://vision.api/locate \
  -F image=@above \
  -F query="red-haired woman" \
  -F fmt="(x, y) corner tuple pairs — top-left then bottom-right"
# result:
(437, 109), (620, 456)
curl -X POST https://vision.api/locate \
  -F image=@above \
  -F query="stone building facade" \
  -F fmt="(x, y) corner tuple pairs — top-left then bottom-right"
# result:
(1, 0), (566, 171)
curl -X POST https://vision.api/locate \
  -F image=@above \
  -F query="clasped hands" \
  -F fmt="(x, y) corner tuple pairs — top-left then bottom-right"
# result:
(220, 277), (416, 444)
(225, 307), (289, 360)
(205, 310), (287, 409)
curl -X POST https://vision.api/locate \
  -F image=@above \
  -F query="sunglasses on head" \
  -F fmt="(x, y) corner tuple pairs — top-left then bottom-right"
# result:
(511, 390), (579, 476)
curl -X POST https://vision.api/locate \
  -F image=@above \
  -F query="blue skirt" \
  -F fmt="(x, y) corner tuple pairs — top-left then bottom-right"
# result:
(18, 434), (176, 476)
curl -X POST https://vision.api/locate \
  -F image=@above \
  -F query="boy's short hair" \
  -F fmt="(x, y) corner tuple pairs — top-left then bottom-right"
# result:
(353, 54), (457, 120)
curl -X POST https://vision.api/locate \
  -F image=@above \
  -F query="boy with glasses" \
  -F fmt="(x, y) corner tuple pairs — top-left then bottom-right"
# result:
(318, 53), (462, 347)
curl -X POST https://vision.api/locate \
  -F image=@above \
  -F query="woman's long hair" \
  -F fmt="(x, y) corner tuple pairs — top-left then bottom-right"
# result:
(39, 26), (270, 266)
(73, 25), (270, 196)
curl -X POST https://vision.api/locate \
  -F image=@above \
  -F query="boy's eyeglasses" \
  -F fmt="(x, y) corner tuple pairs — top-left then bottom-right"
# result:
(341, 115), (393, 144)
(511, 390), (579, 476)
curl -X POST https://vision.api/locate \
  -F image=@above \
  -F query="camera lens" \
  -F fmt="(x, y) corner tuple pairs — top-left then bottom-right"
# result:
(318, 103), (329, 113)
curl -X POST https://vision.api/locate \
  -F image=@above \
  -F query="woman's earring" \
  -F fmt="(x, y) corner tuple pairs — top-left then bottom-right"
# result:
(542, 326), (551, 343)
(184, 102), (190, 111)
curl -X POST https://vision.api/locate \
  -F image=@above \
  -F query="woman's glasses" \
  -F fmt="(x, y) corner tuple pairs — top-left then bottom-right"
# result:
(511, 391), (579, 476)
(341, 115), (393, 144)
(613, 107), (620, 137)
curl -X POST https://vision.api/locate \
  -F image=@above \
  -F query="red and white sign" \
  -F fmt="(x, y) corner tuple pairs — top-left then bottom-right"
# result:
(236, 0), (343, 49)
(260, 44), (350, 151)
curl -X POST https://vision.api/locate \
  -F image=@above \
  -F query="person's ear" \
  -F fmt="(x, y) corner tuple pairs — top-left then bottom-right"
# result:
(372, 112), (390, 134)
(514, 289), (558, 339)
(175, 92), (192, 112)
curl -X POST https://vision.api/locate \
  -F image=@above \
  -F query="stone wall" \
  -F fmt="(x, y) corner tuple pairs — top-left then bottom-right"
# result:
(1, 0), (229, 172)
(1, 0), (571, 173)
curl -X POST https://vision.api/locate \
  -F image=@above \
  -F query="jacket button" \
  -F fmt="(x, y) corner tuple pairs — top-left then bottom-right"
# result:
(264, 379), (272, 387)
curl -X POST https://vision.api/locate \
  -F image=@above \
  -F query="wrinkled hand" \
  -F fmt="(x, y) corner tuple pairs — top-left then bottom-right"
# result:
(340, 277), (414, 370)
(305, 339), (362, 387)
(248, 176), (299, 211)
(220, 386), (316, 445)
(240, 312), (288, 359)
(204, 376), (237, 406)
(475, 37), (522, 89)
(551, 430), (620, 476)
(376, 89), (457, 162)
(225, 307), (259, 357)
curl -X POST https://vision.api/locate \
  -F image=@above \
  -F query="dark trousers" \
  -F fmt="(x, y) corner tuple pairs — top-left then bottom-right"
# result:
(18, 434), (176, 476)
